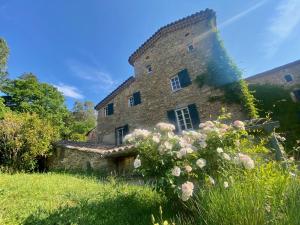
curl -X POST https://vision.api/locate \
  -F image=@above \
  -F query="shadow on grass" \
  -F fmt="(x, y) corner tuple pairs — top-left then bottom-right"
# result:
(23, 193), (161, 225)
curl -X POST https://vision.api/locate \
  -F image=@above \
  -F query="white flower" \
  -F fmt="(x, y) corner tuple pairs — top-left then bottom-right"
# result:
(185, 165), (192, 173)
(224, 181), (229, 188)
(222, 153), (231, 160)
(289, 172), (296, 177)
(234, 153), (255, 169)
(164, 141), (173, 150)
(152, 135), (160, 143)
(171, 166), (181, 177)
(132, 129), (151, 139)
(133, 158), (141, 168)
(167, 132), (175, 139)
(123, 134), (134, 143)
(156, 122), (175, 132)
(196, 158), (206, 168)
(179, 137), (192, 148)
(233, 120), (245, 130)
(181, 181), (194, 201)
(216, 147), (223, 153)
(176, 147), (193, 159)
(208, 176), (215, 185)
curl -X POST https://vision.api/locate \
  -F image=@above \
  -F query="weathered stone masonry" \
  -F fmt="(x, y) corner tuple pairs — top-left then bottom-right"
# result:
(95, 9), (245, 145)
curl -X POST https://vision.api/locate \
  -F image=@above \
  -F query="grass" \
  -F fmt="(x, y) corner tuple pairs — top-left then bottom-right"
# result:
(0, 172), (164, 225)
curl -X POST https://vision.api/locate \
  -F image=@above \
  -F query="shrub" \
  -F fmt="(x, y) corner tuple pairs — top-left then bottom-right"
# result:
(0, 112), (59, 171)
(125, 120), (269, 202)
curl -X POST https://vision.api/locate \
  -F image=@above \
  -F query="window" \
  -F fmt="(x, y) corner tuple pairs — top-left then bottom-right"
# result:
(187, 43), (194, 52)
(170, 75), (181, 91)
(146, 65), (152, 74)
(103, 103), (114, 117)
(175, 107), (193, 131)
(116, 127), (124, 145)
(128, 91), (141, 107)
(128, 96), (134, 107)
(284, 74), (293, 82)
(103, 106), (109, 117)
(115, 125), (129, 145)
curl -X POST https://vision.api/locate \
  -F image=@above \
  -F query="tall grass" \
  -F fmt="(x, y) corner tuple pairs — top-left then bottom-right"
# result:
(176, 163), (300, 225)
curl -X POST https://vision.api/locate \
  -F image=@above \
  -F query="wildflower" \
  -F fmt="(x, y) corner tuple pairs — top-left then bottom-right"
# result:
(216, 147), (223, 153)
(132, 129), (151, 139)
(289, 172), (296, 177)
(233, 120), (245, 130)
(123, 133), (134, 143)
(133, 157), (141, 168)
(196, 158), (206, 168)
(171, 166), (181, 177)
(224, 181), (229, 188)
(234, 153), (255, 169)
(222, 153), (231, 160)
(156, 122), (175, 132)
(164, 141), (173, 150)
(185, 165), (192, 173)
(152, 133), (161, 143)
(199, 140), (207, 148)
(181, 181), (194, 201)
(208, 176), (215, 185)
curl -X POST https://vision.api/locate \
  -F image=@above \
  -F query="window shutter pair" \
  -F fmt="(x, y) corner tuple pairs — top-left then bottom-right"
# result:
(178, 69), (192, 88)
(107, 103), (114, 115)
(167, 104), (200, 132)
(133, 91), (141, 105)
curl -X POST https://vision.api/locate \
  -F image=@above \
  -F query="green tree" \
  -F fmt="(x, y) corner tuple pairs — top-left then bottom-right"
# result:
(2, 73), (69, 134)
(0, 37), (9, 88)
(0, 112), (58, 171)
(66, 101), (96, 141)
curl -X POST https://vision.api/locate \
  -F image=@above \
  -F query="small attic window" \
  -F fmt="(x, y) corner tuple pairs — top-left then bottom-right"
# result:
(185, 32), (190, 37)
(284, 74), (293, 82)
(187, 43), (194, 52)
(146, 65), (152, 74)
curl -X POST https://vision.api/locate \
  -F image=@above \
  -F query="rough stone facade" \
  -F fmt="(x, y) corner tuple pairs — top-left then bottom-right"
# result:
(246, 59), (300, 102)
(48, 141), (135, 174)
(246, 59), (300, 87)
(95, 9), (245, 145)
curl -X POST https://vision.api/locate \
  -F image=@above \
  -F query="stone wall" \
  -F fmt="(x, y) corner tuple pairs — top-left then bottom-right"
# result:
(96, 12), (246, 145)
(47, 146), (134, 175)
(246, 60), (300, 88)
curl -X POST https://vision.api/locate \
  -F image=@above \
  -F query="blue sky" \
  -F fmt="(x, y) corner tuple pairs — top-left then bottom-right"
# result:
(1, 0), (300, 109)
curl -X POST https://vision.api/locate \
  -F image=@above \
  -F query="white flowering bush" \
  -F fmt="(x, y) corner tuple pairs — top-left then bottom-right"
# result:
(125, 120), (268, 202)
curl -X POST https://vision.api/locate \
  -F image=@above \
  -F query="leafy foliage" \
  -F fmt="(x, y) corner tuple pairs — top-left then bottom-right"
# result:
(1, 73), (69, 134)
(0, 37), (9, 87)
(249, 84), (300, 155)
(196, 30), (258, 118)
(0, 112), (59, 171)
(65, 100), (96, 141)
(125, 120), (267, 202)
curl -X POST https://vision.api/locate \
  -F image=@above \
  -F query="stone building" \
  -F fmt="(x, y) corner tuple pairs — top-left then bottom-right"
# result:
(48, 9), (246, 173)
(94, 8), (245, 146)
(246, 59), (300, 101)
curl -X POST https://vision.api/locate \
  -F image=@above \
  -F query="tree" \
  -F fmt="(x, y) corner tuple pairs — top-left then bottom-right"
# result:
(0, 112), (58, 171)
(0, 38), (9, 88)
(2, 73), (69, 135)
(66, 101), (96, 141)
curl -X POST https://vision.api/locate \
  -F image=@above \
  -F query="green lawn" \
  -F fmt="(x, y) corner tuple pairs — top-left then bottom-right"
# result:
(0, 173), (164, 225)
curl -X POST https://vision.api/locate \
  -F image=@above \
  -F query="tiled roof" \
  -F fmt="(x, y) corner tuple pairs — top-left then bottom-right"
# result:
(57, 141), (135, 158)
(94, 76), (135, 110)
(128, 8), (215, 65)
(246, 59), (300, 81)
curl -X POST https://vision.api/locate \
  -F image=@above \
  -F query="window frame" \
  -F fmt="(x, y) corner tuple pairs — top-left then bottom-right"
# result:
(116, 127), (124, 145)
(187, 43), (194, 52)
(175, 107), (193, 132)
(170, 75), (182, 92)
(103, 106), (109, 117)
(146, 65), (152, 74)
(128, 96), (134, 107)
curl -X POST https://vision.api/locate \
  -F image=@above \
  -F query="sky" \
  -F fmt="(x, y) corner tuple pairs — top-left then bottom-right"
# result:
(0, 0), (300, 109)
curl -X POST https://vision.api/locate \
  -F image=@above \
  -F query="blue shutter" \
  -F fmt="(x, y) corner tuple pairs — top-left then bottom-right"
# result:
(107, 103), (114, 115)
(188, 104), (200, 129)
(133, 91), (141, 105)
(167, 110), (179, 132)
(178, 69), (192, 88)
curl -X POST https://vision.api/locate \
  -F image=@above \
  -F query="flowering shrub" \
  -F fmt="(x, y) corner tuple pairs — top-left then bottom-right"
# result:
(125, 120), (268, 202)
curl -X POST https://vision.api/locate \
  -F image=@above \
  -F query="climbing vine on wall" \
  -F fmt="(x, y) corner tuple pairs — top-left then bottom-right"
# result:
(196, 29), (258, 119)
